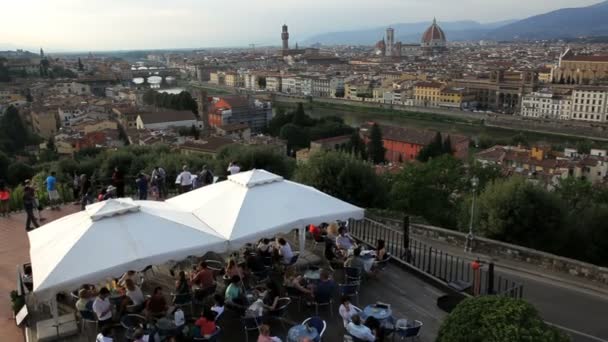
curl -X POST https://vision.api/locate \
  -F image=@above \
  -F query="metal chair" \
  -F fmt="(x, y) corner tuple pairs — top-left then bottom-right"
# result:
(313, 298), (334, 317)
(193, 326), (222, 341)
(266, 297), (292, 331)
(338, 283), (359, 305)
(285, 286), (305, 311)
(302, 316), (327, 340)
(374, 255), (392, 271)
(241, 315), (262, 342)
(119, 314), (147, 340)
(344, 267), (362, 284)
(171, 292), (194, 316)
(394, 320), (423, 341)
(78, 310), (97, 333)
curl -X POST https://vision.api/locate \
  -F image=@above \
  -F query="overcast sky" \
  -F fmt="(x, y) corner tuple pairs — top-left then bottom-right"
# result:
(1, 0), (602, 51)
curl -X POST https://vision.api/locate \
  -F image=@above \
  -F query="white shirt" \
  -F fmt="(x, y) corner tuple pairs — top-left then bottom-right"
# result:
(347, 322), (376, 341)
(279, 242), (294, 264)
(177, 171), (193, 186)
(127, 286), (145, 305)
(174, 308), (185, 326)
(227, 164), (240, 175)
(339, 304), (359, 327)
(92, 297), (112, 321)
(96, 334), (114, 342)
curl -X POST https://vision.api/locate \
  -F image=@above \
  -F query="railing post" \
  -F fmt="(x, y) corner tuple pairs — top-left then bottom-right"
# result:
(487, 262), (495, 295)
(426, 246), (433, 273)
(403, 215), (411, 262)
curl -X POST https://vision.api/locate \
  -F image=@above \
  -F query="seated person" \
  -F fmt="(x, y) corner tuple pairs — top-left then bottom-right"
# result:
(191, 261), (215, 289)
(313, 270), (336, 304)
(75, 288), (94, 312)
(376, 239), (387, 261)
(145, 287), (168, 318)
(326, 223), (339, 242)
(344, 247), (367, 273)
(194, 308), (217, 337)
(225, 259), (243, 279)
(257, 238), (272, 257)
(173, 271), (191, 305)
(275, 238), (294, 264)
(262, 281), (281, 312)
(210, 294), (225, 320)
(118, 270), (137, 287)
(346, 314), (376, 341)
(119, 279), (145, 315)
(246, 253), (266, 274)
(257, 324), (282, 342)
(336, 227), (356, 251)
(283, 270), (313, 298)
(365, 316), (385, 342)
(339, 296), (359, 327)
(225, 275), (244, 305)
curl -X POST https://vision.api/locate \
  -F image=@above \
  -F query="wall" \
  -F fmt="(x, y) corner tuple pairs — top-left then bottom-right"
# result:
(371, 216), (608, 286)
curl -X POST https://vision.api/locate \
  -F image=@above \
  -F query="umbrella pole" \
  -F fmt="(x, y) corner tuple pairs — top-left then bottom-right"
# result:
(298, 228), (306, 252)
(49, 296), (60, 338)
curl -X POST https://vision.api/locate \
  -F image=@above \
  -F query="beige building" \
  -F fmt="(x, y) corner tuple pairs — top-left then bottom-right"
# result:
(552, 49), (608, 85)
(224, 72), (244, 88)
(30, 109), (58, 138)
(571, 87), (608, 123)
(82, 120), (118, 134)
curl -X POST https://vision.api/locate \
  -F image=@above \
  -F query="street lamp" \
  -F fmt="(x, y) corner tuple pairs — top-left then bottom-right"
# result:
(465, 176), (479, 253)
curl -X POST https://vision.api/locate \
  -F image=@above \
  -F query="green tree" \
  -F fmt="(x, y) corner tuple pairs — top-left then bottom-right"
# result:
(0, 106), (30, 153)
(437, 296), (569, 342)
(216, 145), (295, 179)
(0, 151), (10, 179)
(417, 131), (443, 162)
(77, 58), (84, 71)
(390, 155), (465, 228)
(292, 103), (309, 126)
(294, 151), (387, 208)
(367, 123), (385, 164)
(554, 177), (594, 211)
(279, 123), (310, 153)
(0, 58), (10, 82)
(443, 135), (453, 154)
(266, 111), (294, 136)
(347, 130), (367, 159)
(472, 177), (566, 251)
(189, 125), (200, 140)
(7, 162), (35, 186)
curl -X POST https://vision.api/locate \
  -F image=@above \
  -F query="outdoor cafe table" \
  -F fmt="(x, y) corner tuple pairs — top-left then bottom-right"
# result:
(287, 324), (319, 342)
(304, 268), (321, 282)
(361, 304), (392, 321)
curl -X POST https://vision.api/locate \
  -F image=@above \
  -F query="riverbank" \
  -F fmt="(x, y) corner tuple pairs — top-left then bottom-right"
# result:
(274, 100), (608, 149)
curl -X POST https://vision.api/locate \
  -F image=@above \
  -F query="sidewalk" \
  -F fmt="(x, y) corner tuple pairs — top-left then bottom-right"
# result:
(0, 205), (80, 340)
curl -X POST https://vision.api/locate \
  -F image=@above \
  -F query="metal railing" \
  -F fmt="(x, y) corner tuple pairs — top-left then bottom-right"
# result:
(349, 217), (524, 299)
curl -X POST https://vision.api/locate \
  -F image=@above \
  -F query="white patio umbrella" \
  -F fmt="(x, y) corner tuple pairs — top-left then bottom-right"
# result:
(167, 169), (365, 249)
(29, 198), (228, 300)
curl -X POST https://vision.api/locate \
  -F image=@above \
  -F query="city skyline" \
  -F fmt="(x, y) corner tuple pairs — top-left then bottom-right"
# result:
(1, 0), (604, 52)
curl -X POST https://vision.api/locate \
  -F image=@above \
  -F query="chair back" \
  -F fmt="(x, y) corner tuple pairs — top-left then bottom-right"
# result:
(269, 297), (291, 317)
(339, 283), (358, 296)
(241, 316), (262, 330)
(304, 316), (326, 337)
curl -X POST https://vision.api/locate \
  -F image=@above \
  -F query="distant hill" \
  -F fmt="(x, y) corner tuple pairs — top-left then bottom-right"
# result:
(487, 0), (608, 40)
(302, 20), (517, 46)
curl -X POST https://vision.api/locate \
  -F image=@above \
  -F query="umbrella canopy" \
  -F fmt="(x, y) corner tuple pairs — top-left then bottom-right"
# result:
(167, 169), (365, 247)
(29, 198), (227, 299)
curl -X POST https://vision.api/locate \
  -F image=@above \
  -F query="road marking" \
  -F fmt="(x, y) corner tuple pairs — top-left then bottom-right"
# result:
(546, 322), (608, 342)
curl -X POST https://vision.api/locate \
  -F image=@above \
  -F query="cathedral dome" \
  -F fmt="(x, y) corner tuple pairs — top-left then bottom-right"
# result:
(421, 18), (447, 47)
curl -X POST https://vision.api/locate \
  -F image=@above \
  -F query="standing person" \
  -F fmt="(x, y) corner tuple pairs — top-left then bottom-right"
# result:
(112, 167), (125, 198)
(198, 165), (214, 187)
(135, 173), (148, 200)
(151, 166), (166, 199)
(92, 287), (113, 329)
(176, 165), (193, 194)
(80, 174), (92, 210)
(0, 180), (10, 217)
(23, 180), (39, 231)
(45, 171), (60, 210)
(72, 172), (80, 204)
(227, 161), (240, 175)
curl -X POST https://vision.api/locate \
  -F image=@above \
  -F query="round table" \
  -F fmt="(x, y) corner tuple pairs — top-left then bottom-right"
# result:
(287, 324), (318, 342)
(304, 269), (321, 282)
(362, 305), (392, 321)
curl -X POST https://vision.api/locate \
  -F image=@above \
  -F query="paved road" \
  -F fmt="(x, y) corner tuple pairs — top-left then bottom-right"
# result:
(354, 227), (608, 342)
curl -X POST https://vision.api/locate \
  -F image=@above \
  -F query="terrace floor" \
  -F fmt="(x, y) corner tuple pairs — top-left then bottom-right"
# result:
(1, 205), (448, 341)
